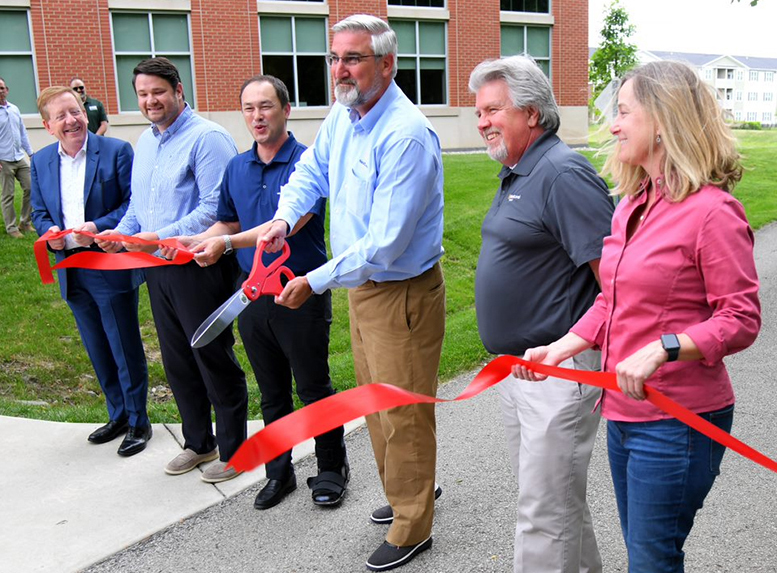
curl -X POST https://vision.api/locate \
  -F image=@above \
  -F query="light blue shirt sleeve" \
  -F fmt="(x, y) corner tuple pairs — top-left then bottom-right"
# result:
(20, 116), (33, 157)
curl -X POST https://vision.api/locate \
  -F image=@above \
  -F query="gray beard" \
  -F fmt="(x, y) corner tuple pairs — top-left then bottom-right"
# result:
(335, 79), (381, 109)
(487, 141), (508, 163)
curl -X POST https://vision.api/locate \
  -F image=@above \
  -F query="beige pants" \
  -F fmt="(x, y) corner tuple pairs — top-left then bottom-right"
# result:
(0, 158), (31, 233)
(348, 262), (445, 547)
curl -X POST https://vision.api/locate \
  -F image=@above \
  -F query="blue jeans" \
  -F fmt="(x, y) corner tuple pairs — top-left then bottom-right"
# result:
(607, 405), (734, 573)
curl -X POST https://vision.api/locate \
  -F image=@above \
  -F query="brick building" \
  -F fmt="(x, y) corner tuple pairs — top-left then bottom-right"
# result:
(1, 0), (591, 150)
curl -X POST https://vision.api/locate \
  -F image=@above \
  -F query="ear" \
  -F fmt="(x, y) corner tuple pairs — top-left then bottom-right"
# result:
(380, 53), (395, 79)
(526, 107), (540, 128)
(175, 82), (184, 100)
(42, 118), (55, 136)
(283, 103), (291, 120)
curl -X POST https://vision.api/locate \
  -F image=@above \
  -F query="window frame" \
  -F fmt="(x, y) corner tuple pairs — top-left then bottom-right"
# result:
(110, 11), (196, 113)
(390, 18), (448, 106)
(0, 8), (39, 115)
(258, 14), (331, 109)
(499, 23), (552, 79)
(499, 0), (551, 14)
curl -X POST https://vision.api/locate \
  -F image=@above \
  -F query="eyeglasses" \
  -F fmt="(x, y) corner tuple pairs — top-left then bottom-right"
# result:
(72, 86), (86, 92)
(325, 54), (382, 67)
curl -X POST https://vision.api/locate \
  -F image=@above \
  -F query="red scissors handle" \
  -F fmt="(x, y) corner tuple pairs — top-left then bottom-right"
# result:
(242, 241), (294, 301)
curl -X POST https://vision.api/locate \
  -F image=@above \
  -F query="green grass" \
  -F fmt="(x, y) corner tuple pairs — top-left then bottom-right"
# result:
(2, 129), (775, 422)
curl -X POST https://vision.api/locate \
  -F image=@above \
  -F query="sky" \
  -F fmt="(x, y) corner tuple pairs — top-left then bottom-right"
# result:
(588, 0), (777, 59)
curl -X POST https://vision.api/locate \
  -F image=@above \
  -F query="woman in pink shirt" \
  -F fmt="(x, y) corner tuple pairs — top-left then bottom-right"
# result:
(513, 61), (761, 572)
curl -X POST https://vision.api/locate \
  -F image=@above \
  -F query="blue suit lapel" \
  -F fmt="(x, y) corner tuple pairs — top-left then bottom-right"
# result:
(48, 149), (64, 228)
(83, 132), (98, 207)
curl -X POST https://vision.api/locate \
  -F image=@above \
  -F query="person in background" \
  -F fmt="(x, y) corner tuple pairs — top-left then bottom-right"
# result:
(514, 60), (761, 573)
(0, 76), (34, 238)
(70, 77), (109, 135)
(470, 55), (614, 573)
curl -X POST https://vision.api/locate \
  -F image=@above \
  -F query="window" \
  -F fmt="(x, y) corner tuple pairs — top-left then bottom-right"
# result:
(736, 91), (742, 101)
(389, 0), (445, 6)
(501, 0), (550, 12)
(766, 72), (775, 82)
(749, 70), (759, 81)
(500, 25), (550, 76)
(0, 10), (37, 114)
(747, 111), (757, 121)
(748, 91), (758, 101)
(260, 16), (328, 107)
(391, 20), (447, 105)
(112, 12), (195, 112)
(734, 111), (742, 121)
(704, 69), (712, 80)
(764, 92), (773, 102)
(736, 70), (744, 81)
(763, 112), (773, 123)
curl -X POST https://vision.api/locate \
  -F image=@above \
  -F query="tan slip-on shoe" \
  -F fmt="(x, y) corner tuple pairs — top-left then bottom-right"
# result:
(165, 447), (219, 475)
(201, 461), (242, 484)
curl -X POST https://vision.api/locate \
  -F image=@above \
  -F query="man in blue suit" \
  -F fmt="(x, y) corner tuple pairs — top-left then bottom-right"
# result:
(31, 86), (151, 456)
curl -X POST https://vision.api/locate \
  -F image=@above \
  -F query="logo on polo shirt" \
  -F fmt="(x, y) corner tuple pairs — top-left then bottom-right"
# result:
(89, 105), (98, 110)
(508, 194), (521, 201)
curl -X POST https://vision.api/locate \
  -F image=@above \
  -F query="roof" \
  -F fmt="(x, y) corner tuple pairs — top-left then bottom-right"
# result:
(590, 48), (777, 71)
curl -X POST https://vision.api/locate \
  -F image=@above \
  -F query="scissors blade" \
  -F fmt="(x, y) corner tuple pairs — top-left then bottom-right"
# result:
(190, 289), (251, 348)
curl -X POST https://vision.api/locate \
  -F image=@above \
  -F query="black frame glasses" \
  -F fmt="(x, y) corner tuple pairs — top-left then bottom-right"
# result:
(72, 86), (86, 92)
(325, 54), (382, 67)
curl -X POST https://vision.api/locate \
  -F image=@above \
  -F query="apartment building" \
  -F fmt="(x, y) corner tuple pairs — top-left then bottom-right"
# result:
(0, 0), (592, 150)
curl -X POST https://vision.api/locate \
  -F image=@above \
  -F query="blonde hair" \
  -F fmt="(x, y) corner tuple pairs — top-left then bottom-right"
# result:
(603, 60), (742, 201)
(37, 86), (85, 121)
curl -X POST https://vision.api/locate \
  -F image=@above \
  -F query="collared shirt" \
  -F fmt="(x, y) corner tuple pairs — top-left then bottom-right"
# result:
(475, 131), (614, 355)
(58, 138), (88, 249)
(0, 101), (33, 161)
(274, 81), (444, 293)
(116, 105), (237, 238)
(571, 184), (761, 422)
(83, 96), (108, 134)
(217, 133), (326, 276)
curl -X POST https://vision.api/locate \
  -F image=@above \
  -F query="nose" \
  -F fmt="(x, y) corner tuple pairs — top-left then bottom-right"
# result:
(477, 113), (489, 132)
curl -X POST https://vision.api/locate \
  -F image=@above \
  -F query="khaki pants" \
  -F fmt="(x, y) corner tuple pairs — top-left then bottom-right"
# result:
(348, 262), (445, 547)
(0, 158), (31, 233)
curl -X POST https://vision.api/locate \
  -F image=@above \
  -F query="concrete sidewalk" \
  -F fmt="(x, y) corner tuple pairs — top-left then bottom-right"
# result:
(4, 223), (777, 573)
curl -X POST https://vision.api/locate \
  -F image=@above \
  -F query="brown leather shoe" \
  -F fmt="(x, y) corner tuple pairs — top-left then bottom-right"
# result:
(8, 229), (24, 239)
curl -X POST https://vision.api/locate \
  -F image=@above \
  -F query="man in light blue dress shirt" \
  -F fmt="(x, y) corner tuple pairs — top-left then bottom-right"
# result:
(0, 76), (34, 238)
(263, 15), (446, 572)
(97, 58), (247, 484)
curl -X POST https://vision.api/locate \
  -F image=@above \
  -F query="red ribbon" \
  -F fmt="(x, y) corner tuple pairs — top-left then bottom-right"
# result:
(35, 229), (194, 284)
(227, 355), (777, 475)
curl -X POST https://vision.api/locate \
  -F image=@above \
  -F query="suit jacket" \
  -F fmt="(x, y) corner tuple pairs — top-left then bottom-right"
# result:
(31, 131), (144, 298)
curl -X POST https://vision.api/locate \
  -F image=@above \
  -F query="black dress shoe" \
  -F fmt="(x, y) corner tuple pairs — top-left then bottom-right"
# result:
(88, 419), (128, 444)
(117, 425), (152, 457)
(254, 474), (297, 510)
(366, 537), (433, 571)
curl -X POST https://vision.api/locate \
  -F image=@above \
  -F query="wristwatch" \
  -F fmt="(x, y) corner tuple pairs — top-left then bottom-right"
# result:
(222, 235), (233, 255)
(660, 334), (681, 362)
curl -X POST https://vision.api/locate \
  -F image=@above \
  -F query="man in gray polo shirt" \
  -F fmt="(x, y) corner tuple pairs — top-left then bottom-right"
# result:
(470, 56), (614, 573)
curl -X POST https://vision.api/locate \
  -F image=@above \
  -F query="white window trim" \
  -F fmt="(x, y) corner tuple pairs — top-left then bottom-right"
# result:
(500, 12), (554, 26)
(499, 23), (552, 80)
(387, 7), (450, 21)
(109, 0), (191, 10)
(256, 1), (328, 16)
(392, 19), (449, 107)
(110, 11), (196, 113)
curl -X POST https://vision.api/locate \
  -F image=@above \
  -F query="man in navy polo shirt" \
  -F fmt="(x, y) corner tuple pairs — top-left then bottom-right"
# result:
(182, 75), (349, 510)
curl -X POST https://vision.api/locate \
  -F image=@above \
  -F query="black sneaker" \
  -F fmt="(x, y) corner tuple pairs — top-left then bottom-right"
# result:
(370, 485), (442, 525)
(366, 537), (432, 571)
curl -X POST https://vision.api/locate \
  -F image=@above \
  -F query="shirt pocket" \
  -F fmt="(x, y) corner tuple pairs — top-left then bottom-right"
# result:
(344, 157), (374, 217)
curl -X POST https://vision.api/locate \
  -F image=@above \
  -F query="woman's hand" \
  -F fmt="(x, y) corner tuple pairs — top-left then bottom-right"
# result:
(614, 340), (668, 400)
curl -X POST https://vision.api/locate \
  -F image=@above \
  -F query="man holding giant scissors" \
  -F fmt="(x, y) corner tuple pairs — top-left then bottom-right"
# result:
(182, 75), (349, 509)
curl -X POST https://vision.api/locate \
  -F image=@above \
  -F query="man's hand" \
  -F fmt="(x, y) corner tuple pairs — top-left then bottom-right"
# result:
(124, 231), (160, 254)
(614, 340), (667, 401)
(511, 346), (556, 382)
(275, 276), (313, 309)
(191, 236), (227, 267)
(46, 225), (65, 251)
(95, 229), (123, 253)
(262, 220), (288, 253)
(71, 222), (98, 247)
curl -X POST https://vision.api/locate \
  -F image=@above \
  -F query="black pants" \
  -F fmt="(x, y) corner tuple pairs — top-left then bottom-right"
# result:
(237, 282), (345, 479)
(146, 258), (247, 461)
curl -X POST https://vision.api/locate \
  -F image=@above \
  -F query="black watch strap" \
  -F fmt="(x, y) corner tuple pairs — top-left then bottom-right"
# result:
(661, 334), (681, 362)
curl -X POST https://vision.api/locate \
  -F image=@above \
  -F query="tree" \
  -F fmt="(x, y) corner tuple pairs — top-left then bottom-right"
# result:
(589, 0), (639, 102)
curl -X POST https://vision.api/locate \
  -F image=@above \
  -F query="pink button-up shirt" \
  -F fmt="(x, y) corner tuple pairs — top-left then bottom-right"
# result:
(571, 184), (761, 422)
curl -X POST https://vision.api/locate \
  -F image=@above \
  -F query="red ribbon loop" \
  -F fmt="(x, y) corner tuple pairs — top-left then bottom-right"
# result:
(35, 229), (194, 284)
(227, 356), (777, 476)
